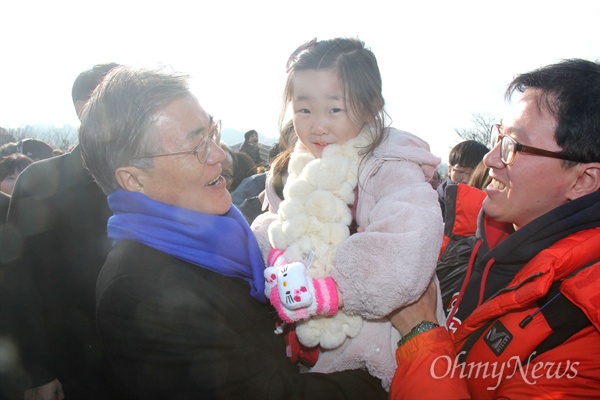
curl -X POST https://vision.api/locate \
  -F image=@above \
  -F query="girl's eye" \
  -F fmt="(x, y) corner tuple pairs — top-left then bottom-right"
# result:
(330, 108), (343, 113)
(297, 109), (310, 114)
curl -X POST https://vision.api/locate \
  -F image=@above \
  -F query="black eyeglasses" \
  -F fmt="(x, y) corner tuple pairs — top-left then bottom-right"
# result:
(489, 124), (588, 166)
(133, 120), (221, 164)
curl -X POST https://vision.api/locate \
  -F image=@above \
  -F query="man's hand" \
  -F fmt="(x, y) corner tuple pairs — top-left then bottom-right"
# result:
(24, 379), (64, 400)
(389, 278), (439, 336)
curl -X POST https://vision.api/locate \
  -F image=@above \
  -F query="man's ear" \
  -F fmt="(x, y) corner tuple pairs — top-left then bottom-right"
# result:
(115, 166), (146, 193)
(568, 163), (600, 200)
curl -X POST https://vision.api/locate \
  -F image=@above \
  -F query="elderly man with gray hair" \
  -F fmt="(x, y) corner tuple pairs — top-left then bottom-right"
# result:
(79, 65), (386, 400)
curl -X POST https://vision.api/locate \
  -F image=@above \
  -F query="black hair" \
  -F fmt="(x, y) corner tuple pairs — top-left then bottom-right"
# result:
(231, 151), (257, 191)
(244, 130), (258, 141)
(448, 140), (489, 168)
(506, 59), (600, 165)
(0, 153), (34, 181)
(72, 62), (121, 105)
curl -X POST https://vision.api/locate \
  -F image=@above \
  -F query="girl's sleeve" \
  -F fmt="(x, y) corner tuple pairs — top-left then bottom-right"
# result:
(250, 210), (279, 263)
(332, 156), (444, 318)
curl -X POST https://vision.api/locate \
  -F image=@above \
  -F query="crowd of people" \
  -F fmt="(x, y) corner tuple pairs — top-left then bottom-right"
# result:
(0, 37), (598, 400)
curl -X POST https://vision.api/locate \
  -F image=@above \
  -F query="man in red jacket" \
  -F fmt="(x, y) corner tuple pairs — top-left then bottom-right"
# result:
(389, 59), (600, 399)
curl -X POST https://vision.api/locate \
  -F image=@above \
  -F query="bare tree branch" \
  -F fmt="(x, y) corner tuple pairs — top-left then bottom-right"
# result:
(454, 112), (495, 146)
(1, 124), (78, 152)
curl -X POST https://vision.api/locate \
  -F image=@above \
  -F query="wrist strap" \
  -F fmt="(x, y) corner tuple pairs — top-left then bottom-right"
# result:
(397, 320), (440, 347)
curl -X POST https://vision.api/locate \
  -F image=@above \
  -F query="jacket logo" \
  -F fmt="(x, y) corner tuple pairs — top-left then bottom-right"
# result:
(484, 320), (513, 356)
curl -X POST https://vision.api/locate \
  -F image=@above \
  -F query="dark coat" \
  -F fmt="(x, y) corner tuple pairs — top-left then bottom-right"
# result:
(1, 146), (128, 398)
(232, 172), (267, 224)
(239, 141), (263, 166)
(97, 239), (386, 400)
(436, 177), (453, 222)
(0, 191), (10, 223)
(436, 183), (486, 313)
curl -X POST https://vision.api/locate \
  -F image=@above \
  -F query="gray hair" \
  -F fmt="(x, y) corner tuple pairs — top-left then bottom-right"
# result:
(79, 65), (191, 194)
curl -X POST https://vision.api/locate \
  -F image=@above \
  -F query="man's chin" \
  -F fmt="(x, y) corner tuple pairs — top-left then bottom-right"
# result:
(482, 197), (500, 220)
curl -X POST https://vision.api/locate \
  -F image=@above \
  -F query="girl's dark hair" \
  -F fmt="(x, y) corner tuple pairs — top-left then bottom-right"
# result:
(231, 151), (257, 192)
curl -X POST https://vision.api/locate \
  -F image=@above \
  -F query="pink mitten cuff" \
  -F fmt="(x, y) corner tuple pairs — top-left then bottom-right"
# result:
(312, 277), (339, 317)
(264, 248), (288, 298)
(269, 274), (339, 323)
(268, 248), (286, 267)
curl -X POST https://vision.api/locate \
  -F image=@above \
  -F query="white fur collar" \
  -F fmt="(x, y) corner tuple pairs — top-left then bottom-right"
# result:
(267, 127), (373, 349)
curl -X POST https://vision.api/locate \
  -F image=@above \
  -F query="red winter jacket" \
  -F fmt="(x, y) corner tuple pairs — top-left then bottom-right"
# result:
(391, 224), (600, 399)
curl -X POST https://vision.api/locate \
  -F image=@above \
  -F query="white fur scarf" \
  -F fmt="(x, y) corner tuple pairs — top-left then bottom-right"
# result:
(267, 127), (373, 349)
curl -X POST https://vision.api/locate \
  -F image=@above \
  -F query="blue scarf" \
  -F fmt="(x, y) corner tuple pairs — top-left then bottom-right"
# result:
(107, 189), (266, 303)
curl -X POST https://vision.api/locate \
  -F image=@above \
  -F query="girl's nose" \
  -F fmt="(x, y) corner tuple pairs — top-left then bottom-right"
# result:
(311, 119), (330, 136)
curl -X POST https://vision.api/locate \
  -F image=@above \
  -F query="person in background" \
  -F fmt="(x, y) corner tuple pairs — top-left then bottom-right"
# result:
(0, 153), (34, 196)
(0, 153), (33, 223)
(239, 129), (264, 167)
(231, 150), (257, 190)
(0, 138), (53, 161)
(220, 142), (257, 193)
(466, 159), (491, 190)
(428, 169), (442, 190)
(267, 142), (282, 168)
(79, 64), (386, 399)
(219, 142), (236, 191)
(262, 119), (298, 214)
(0, 142), (18, 157)
(1, 62), (125, 400)
(437, 140), (489, 221)
(233, 120), (297, 224)
(0, 191), (9, 224)
(390, 58), (600, 399)
(16, 138), (54, 161)
(435, 160), (490, 313)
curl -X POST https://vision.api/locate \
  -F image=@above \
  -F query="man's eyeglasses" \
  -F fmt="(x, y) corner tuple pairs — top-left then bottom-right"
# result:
(133, 120), (221, 164)
(490, 124), (588, 166)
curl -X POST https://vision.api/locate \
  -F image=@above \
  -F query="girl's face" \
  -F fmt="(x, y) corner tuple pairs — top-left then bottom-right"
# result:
(291, 69), (363, 158)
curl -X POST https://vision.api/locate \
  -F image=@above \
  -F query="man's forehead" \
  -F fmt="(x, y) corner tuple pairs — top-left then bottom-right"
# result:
(505, 89), (556, 123)
(502, 89), (558, 143)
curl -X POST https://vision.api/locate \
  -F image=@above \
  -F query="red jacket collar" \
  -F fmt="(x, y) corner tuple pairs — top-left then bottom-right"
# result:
(482, 214), (514, 249)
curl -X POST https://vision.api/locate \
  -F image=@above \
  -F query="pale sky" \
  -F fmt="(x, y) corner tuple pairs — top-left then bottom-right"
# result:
(1, 0), (599, 161)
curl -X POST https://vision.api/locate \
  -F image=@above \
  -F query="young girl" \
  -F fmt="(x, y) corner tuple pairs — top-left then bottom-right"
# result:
(251, 37), (445, 390)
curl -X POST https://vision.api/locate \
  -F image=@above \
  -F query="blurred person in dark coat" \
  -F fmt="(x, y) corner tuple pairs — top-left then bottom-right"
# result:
(0, 62), (128, 400)
(239, 129), (264, 167)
